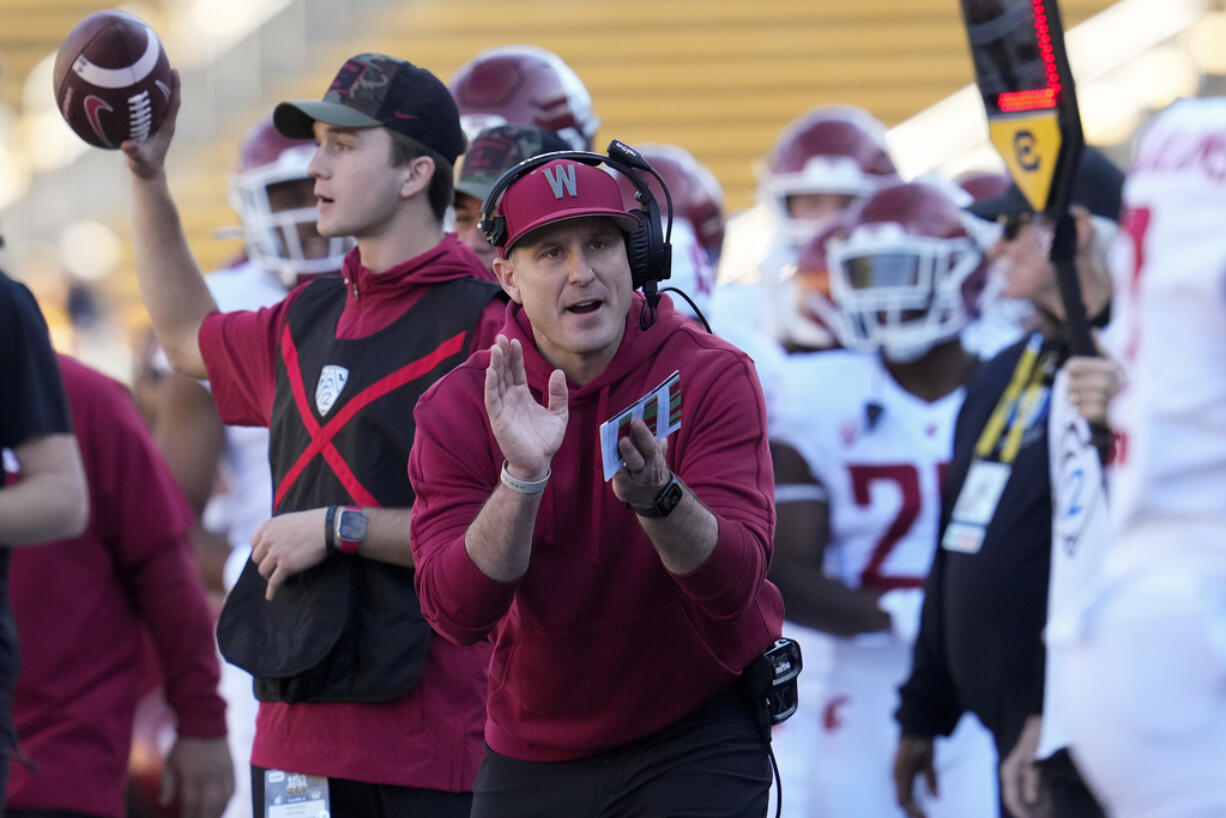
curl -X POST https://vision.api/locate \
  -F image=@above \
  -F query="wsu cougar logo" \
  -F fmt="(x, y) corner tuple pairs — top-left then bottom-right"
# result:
(315, 365), (349, 416)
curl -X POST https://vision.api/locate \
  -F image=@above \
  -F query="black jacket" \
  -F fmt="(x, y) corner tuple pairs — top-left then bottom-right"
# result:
(896, 334), (1067, 755)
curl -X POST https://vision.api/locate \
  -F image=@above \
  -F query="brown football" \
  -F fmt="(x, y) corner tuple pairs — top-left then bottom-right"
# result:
(52, 10), (173, 150)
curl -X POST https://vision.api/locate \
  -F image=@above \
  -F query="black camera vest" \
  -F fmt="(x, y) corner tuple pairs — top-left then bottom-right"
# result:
(217, 274), (503, 703)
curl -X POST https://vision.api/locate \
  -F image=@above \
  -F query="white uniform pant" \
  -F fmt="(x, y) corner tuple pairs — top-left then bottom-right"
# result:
(807, 637), (998, 818)
(219, 654), (259, 818)
(1060, 571), (1226, 818)
(768, 624), (836, 818)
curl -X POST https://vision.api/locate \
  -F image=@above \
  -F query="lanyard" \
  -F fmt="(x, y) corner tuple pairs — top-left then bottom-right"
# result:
(974, 334), (1054, 465)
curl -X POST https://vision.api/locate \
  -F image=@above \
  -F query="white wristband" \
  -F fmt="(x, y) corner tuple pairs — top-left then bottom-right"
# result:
(500, 460), (550, 494)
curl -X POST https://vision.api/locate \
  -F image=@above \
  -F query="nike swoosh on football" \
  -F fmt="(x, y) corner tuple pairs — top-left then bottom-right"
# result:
(84, 95), (114, 146)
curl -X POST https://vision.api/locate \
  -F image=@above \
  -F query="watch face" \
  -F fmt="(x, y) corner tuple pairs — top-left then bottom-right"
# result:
(337, 510), (367, 542)
(658, 480), (684, 515)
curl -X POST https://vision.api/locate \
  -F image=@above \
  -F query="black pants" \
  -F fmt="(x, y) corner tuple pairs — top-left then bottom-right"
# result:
(250, 766), (472, 818)
(1039, 750), (1106, 818)
(471, 687), (772, 818)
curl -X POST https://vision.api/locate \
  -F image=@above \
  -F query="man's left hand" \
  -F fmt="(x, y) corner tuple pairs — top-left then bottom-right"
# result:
(160, 736), (234, 818)
(612, 419), (670, 508)
(1065, 355), (1123, 426)
(250, 508), (328, 601)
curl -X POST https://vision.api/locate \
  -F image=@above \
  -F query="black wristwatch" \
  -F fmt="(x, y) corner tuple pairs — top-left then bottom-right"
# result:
(632, 473), (684, 519)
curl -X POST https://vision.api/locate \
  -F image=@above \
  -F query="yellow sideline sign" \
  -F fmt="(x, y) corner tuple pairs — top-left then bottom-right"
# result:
(989, 111), (1063, 212)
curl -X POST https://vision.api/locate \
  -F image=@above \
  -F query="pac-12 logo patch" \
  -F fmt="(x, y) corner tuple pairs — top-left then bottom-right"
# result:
(315, 365), (349, 416)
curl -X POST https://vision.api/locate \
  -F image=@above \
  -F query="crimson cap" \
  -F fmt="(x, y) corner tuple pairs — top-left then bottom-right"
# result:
(497, 159), (639, 256)
(274, 53), (466, 165)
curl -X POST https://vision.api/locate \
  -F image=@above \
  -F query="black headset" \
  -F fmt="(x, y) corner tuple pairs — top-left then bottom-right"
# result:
(479, 140), (674, 326)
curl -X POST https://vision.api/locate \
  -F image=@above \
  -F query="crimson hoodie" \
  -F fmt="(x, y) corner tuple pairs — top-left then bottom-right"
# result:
(8, 356), (224, 817)
(410, 294), (784, 762)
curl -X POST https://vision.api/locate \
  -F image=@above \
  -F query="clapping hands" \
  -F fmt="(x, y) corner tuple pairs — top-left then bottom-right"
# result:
(484, 335), (568, 481)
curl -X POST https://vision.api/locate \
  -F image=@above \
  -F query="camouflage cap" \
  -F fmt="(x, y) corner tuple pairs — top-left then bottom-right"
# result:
(273, 53), (467, 165)
(455, 124), (570, 205)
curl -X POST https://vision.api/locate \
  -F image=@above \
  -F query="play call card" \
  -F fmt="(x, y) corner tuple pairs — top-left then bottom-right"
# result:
(599, 371), (682, 481)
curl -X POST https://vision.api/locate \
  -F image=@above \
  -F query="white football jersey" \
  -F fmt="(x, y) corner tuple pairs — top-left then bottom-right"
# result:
(711, 203), (789, 346)
(202, 262), (287, 589)
(771, 350), (962, 591)
(662, 219), (715, 321)
(1105, 98), (1226, 549)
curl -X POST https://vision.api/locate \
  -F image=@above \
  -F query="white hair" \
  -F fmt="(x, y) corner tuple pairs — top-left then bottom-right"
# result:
(1089, 214), (1118, 265)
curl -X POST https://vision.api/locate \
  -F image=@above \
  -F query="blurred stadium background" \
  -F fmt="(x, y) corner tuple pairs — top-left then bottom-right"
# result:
(1, 0), (1223, 382)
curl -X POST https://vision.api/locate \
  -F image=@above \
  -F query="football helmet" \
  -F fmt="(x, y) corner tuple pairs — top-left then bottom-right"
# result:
(955, 169), (1012, 250)
(760, 106), (899, 246)
(828, 182), (987, 362)
(783, 217), (849, 350)
(227, 116), (351, 288)
(610, 143), (725, 261)
(449, 45), (599, 151)
(956, 169), (1012, 204)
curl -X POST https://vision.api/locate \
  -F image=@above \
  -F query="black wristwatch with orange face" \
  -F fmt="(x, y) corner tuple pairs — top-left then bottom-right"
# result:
(632, 473), (684, 519)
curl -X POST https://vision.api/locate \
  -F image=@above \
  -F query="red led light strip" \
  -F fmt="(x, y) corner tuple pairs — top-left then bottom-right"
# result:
(999, 88), (1057, 111)
(998, 0), (1062, 112)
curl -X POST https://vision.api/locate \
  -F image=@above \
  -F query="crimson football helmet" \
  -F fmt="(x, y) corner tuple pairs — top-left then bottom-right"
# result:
(760, 106), (900, 245)
(955, 168), (1012, 251)
(827, 182), (988, 362)
(227, 116), (351, 287)
(956, 169), (1012, 204)
(449, 45), (599, 151)
(611, 143), (725, 260)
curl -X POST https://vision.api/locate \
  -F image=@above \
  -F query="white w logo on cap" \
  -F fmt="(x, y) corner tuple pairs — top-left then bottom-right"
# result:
(542, 164), (578, 199)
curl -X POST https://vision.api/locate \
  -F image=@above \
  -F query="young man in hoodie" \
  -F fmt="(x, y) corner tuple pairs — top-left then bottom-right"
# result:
(121, 54), (505, 817)
(409, 156), (785, 817)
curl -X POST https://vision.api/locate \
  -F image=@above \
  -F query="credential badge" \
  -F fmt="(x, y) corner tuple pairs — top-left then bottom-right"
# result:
(315, 365), (349, 416)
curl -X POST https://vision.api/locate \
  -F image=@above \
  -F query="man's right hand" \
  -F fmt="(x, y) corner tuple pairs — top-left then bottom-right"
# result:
(121, 68), (181, 180)
(893, 733), (938, 818)
(483, 335), (568, 481)
(1001, 714), (1046, 818)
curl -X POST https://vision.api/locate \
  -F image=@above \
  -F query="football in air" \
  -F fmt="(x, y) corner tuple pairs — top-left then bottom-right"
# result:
(53, 10), (173, 149)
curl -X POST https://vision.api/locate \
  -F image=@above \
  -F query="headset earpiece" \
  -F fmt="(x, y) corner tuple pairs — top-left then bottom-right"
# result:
(626, 196), (670, 290)
(625, 215), (652, 289)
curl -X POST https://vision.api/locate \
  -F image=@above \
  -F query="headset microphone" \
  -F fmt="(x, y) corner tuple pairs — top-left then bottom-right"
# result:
(607, 139), (649, 170)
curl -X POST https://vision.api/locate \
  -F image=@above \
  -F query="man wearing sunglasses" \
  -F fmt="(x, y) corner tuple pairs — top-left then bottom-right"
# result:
(894, 147), (1123, 818)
